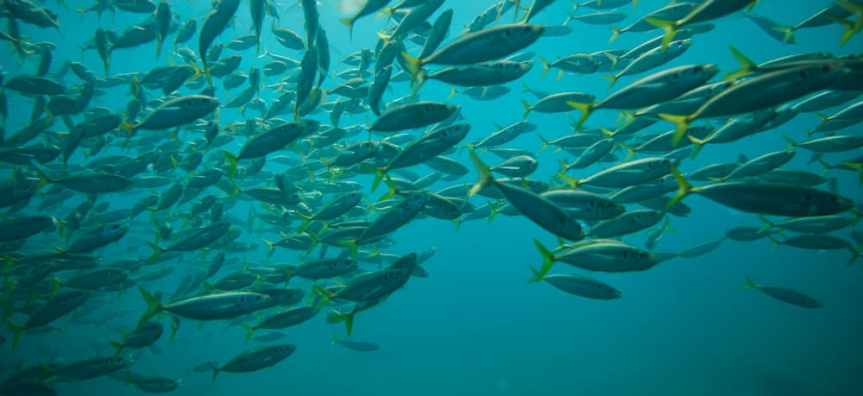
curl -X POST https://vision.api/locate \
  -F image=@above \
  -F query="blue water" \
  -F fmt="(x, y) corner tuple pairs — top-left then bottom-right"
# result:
(1, 0), (862, 395)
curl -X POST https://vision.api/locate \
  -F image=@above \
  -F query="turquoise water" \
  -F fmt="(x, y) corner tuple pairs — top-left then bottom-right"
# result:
(1, 1), (862, 395)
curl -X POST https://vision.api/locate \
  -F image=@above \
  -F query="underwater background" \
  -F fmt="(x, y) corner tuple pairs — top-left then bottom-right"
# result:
(1, 0), (863, 395)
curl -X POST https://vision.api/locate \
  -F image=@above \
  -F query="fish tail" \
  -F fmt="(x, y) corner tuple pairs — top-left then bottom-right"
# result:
(836, 17), (859, 47)
(447, 87), (458, 100)
(487, 201), (499, 224)
(604, 52), (619, 72)
(557, 171), (580, 188)
(537, 55), (551, 79)
(203, 63), (213, 87)
(687, 136), (706, 160)
(771, 25), (796, 44)
(751, 217), (775, 241)
(120, 122), (135, 139)
(414, 71), (428, 94)
(667, 167), (693, 210)
(295, 213), (313, 233)
(335, 238), (359, 260)
(379, 175), (399, 202)
(767, 235), (782, 252)
(332, 306), (358, 337)
(7, 322), (25, 348)
(724, 45), (758, 81)
(662, 216), (676, 233)
(555, 70), (565, 82)
(741, 275), (758, 290)
(538, 134), (550, 152)
(782, 134), (797, 151)
(222, 151), (239, 179)
(513, 0), (521, 23)
(381, 6), (396, 23)
(262, 238), (276, 260)
(848, 245), (861, 266)
(311, 284), (333, 311)
(452, 219), (463, 232)
(467, 150), (494, 197)
(304, 230), (321, 255)
(563, 0), (578, 24)
(110, 340), (124, 365)
(361, 164), (386, 192)
(557, 159), (570, 173)
(339, 18), (354, 40)
(658, 113), (692, 147)
(599, 127), (615, 140)
(644, 17), (677, 50)
(601, 74), (618, 90)
(156, 38), (163, 59)
(608, 25), (623, 43)
(565, 101), (593, 131)
(401, 51), (422, 90)
(527, 239), (555, 283)
(521, 99), (532, 119)
(31, 167), (52, 192)
(839, 161), (863, 185)
(137, 286), (162, 326)
(146, 241), (165, 264)
(240, 323), (255, 344)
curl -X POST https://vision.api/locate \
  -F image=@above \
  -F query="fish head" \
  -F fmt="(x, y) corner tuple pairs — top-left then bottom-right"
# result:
(165, 378), (182, 391)
(443, 124), (471, 141)
(600, 200), (626, 217)
(143, 321), (165, 335)
(678, 64), (718, 86)
(103, 224), (130, 239)
(273, 344), (297, 358)
(61, 291), (90, 306)
(424, 102), (459, 120)
(336, 259), (357, 269)
(209, 221), (230, 234)
(238, 292), (271, 307)
(183, 95), (220, 112)
(817, 192), (855, 215)
(343, 191), (364, 204)
(404, 192), (429, 211)
(670, 39), (692, 53)
(505, 24), (545, 43)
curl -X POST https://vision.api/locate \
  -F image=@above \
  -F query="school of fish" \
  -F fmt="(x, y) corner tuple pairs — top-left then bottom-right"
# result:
(0, 0), (862, 394)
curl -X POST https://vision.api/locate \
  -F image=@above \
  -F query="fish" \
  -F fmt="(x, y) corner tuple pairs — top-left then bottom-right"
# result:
(137, 287), (273, 325)
(403, 24), (545, 86)
(332, 333), (380, 351)
(741, 276), (823, 308)
(669, 169), (855, 217)
(533, 273), (622, 300)
(199, 0), (241, 85)
(469, 151), (583, 241)
(210, 344), (296, 382)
